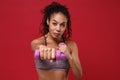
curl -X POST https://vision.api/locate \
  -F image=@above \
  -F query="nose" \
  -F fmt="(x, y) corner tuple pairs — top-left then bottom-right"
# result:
(56, 25), (61, 32)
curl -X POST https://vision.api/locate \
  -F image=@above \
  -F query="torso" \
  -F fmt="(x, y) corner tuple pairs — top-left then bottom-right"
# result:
(32, 36), (72, 80)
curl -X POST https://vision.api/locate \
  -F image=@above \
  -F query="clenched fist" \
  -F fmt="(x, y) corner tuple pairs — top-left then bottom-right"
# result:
(39, 45), (56, 61)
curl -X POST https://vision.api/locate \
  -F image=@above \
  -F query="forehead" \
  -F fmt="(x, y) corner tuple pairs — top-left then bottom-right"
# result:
(50, 12), (67, 23)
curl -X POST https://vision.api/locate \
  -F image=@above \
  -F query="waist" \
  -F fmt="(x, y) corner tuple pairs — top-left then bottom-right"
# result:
(37, 69), (68, 80)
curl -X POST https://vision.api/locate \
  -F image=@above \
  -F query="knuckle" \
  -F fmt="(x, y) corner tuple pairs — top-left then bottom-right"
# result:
(47, 48), (50, 51)
(44, 48), (47, 51)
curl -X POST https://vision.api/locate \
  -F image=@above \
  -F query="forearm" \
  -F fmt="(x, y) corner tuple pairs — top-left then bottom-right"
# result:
(58, 42), (82, 78)
(68, 54), (82, 78)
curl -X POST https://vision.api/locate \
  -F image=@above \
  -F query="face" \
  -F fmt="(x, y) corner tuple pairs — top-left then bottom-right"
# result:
(47, 12), (67, 39)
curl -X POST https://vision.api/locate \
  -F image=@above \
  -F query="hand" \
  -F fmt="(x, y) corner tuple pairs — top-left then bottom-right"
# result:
(58, 43), (70, 59)
(39, 45), (56, 62)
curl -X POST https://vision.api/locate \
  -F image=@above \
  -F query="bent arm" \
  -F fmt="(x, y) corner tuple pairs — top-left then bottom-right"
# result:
(67, 42), (82, 78)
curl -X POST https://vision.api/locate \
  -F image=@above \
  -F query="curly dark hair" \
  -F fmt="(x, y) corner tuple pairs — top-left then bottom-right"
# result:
(40, 2), (72, 40)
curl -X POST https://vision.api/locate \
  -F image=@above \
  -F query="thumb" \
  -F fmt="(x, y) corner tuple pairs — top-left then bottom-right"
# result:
(50, 60), (53, 63)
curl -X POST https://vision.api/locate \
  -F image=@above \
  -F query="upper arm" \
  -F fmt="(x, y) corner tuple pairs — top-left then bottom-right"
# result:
(31, 39), (41, 52)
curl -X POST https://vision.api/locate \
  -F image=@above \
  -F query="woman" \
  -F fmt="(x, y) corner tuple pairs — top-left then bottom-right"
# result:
(31, 2), (82, 80)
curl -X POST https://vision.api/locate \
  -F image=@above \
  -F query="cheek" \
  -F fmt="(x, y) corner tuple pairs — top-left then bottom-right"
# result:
(48, 25), (51, 31)
(49, 24), (55, 32)
(61, 28), (66, 34)
(62, 27), (67, 32)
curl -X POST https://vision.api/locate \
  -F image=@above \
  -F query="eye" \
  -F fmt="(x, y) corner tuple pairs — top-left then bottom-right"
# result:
(52, 23), (57, 26)
(60, 23), (66, 27)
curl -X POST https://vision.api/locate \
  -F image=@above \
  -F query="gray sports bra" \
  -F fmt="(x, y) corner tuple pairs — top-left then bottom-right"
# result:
(35, 59), (70, 71)
(34, 36), (70, 71)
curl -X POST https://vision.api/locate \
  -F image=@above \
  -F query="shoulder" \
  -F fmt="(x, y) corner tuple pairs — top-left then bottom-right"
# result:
(31, 36), (44, 45)
(66, 40), (78, 52)
(66, 40), (77, 47)
(31, 36), (44, 51)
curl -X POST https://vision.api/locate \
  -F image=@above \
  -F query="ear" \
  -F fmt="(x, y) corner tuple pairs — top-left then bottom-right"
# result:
(47, 18), (50, 26)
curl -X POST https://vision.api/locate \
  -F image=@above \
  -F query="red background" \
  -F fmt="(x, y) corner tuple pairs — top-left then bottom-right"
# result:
(0, 0), (120, 80)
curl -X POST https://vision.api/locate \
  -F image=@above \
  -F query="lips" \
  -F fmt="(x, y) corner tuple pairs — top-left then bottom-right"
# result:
(53, 33), (60, 37)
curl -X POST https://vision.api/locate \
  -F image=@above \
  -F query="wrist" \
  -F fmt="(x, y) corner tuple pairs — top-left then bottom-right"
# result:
(66, 50), (72, 60)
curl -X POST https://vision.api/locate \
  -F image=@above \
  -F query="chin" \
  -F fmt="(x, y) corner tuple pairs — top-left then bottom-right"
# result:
(53, 36), (59, 39)
(52, 35), (61, 39)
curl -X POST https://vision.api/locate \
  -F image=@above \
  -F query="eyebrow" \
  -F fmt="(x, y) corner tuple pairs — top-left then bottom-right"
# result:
(52, 19), (57, 22)
(52, 19), (67, 24)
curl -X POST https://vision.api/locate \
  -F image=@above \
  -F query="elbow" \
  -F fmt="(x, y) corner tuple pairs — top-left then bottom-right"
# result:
(75, 71), (82, 78)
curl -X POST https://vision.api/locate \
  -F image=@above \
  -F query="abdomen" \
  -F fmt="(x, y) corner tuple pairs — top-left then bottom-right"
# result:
(37, 69), (68, 80)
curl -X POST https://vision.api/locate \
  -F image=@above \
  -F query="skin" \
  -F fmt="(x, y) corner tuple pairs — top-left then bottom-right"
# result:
(31, 12), (82, 80)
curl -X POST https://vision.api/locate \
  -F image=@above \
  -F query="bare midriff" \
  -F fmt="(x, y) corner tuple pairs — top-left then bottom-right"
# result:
(37, 69), (68, 80)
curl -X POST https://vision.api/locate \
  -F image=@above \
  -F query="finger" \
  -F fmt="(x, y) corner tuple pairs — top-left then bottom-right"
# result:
(39, 45), (45, 50)
(43, 48), (47, 60)
(40, 48), (44, 60)
(51, 48), (56, 59)
(59, 45), (67, 53)
(47, 48), (51, 60)
(58, 46), (63, 52)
